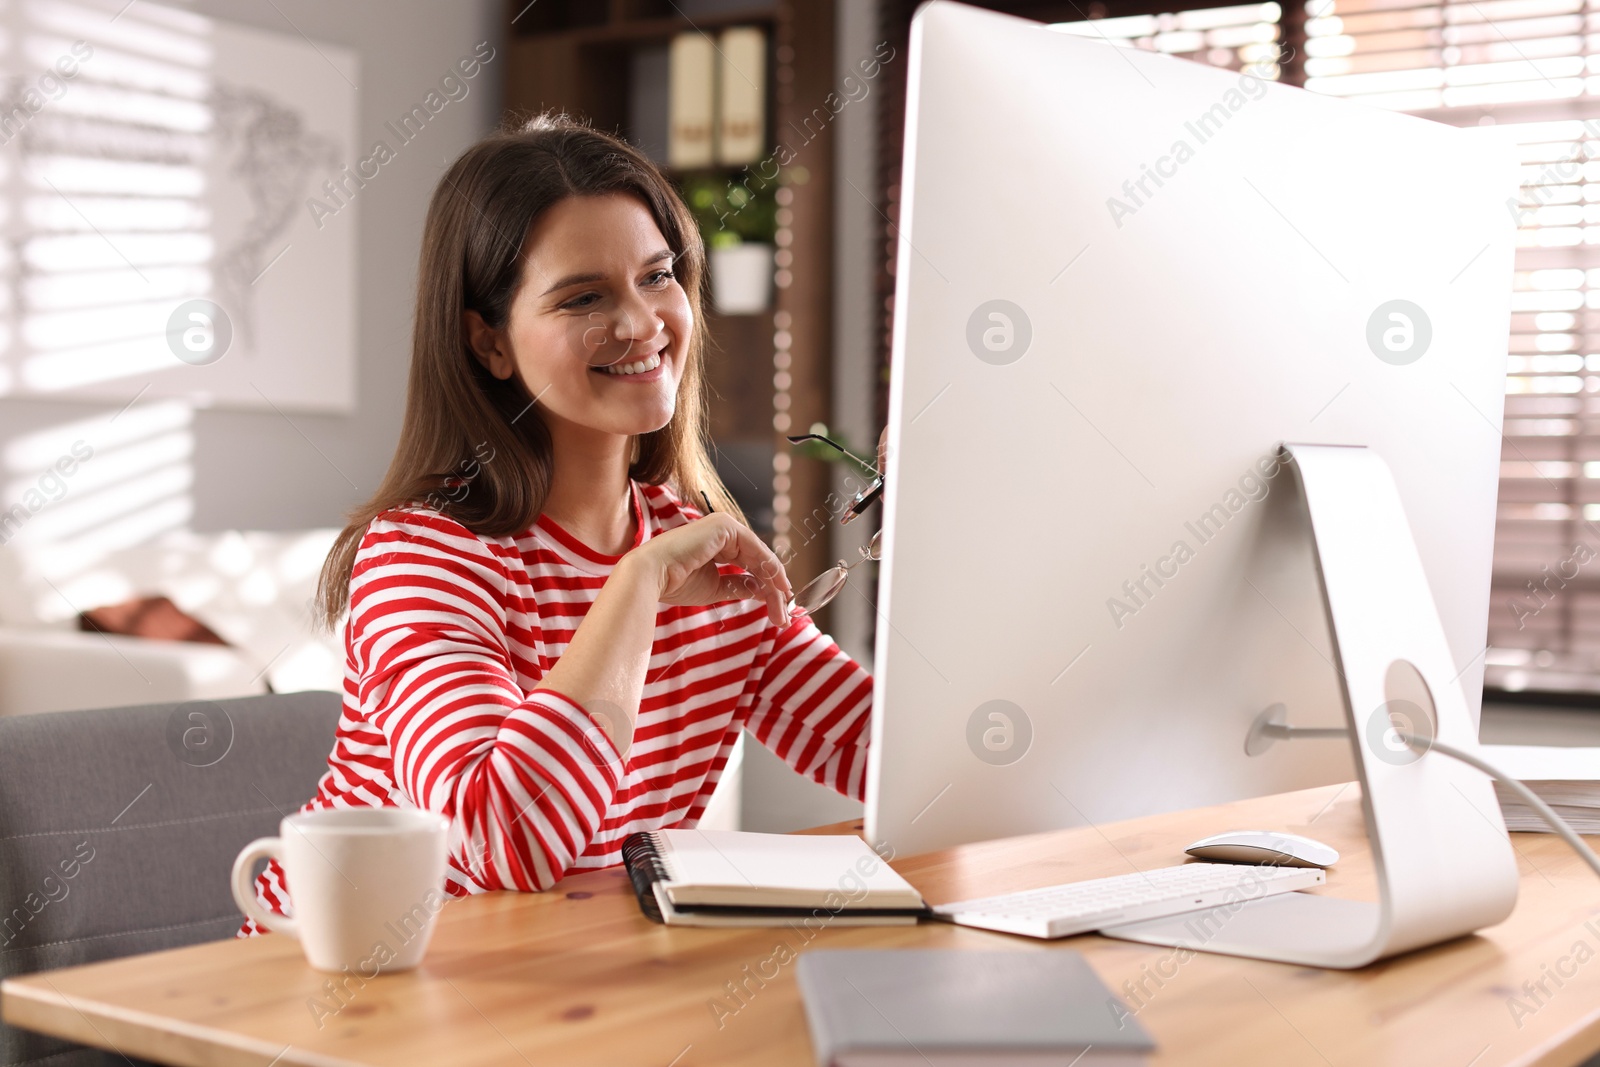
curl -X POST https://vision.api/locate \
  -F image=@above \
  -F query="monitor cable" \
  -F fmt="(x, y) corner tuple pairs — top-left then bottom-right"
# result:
(1396, 732), (1600, 882)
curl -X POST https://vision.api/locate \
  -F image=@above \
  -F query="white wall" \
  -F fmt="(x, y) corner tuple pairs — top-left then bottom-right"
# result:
(0, 0), (501, 540)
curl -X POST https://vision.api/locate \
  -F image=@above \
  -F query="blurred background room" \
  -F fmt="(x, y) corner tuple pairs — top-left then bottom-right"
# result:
(0, 0), (1594, 836)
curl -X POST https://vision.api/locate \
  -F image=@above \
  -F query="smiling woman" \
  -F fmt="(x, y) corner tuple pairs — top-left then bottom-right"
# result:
(239, 115), (876, 933)
(464, 193), (689, 429)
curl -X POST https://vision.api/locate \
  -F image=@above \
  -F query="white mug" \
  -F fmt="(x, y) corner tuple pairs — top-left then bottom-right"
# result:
(231, 807), (451, 974)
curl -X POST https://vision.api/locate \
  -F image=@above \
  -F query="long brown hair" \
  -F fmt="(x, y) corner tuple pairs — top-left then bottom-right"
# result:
(317, 113), (747, 627)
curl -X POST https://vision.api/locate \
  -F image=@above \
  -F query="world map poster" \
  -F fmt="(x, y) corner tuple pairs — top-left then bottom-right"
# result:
(0, 2), (359, 413)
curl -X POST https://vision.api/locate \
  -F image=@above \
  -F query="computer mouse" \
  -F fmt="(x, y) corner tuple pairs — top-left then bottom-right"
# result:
(1184, 830), (1339, 869)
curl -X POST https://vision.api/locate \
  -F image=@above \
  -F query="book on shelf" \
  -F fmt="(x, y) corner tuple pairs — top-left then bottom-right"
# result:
(667, 26), (767, 169)
(716, 27), (766, 165)
(668, 32), (716, 168)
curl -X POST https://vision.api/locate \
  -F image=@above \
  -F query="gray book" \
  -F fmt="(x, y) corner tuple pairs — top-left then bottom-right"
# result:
(795, 949), (1156, 1067)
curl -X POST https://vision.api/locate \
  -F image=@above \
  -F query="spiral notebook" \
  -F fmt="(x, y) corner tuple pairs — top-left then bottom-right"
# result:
(620, 829), (928, 927)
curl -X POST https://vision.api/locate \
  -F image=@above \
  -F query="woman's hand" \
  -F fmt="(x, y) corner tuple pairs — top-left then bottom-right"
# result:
(628, 512), (794, 626)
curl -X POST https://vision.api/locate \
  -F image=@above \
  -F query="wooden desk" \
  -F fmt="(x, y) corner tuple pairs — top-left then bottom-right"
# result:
(5, 782), (1600, 1067)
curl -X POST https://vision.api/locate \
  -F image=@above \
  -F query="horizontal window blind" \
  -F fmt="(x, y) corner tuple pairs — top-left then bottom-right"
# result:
(1052, 2), (1286, 75)
(0, 0), (209, 555)
(1061, 0), (1600, 694)
(1303, 0), (1600, 693)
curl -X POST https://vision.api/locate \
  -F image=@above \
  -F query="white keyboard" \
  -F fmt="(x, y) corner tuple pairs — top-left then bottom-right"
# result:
(933, 862), (1326, 939)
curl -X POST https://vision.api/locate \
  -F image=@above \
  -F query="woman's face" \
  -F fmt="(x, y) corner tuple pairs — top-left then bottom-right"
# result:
(470, 192), (692, 440)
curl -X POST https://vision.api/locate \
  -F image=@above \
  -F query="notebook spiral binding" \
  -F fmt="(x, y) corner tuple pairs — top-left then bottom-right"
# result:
(620, 831), (670, 924)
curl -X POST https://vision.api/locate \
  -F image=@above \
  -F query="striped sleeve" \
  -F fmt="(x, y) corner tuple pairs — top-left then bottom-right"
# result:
(743, 611), (874, 800)
(349, 510), (624, 891)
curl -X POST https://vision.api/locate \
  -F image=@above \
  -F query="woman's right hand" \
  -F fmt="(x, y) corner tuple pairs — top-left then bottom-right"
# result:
(627, 513), (794, 626)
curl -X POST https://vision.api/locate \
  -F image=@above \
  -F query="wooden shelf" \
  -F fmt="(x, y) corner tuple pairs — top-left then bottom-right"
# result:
(502, 0), (835, 613)
(703, 308), (777, 541)
(702, 310), (776, 442)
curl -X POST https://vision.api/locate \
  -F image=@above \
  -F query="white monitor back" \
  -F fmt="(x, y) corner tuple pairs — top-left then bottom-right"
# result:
(866, 2), (1519, 855)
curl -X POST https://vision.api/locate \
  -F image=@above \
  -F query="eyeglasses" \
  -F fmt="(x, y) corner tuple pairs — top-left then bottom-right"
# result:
(790, 528), (882, 614)
(700, 430), (884, 616)
(783, 433), (884, 613)
(784, 433), (882, 525)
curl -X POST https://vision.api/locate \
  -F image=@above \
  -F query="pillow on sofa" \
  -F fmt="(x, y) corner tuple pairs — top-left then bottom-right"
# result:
(78, 595), (230, 646)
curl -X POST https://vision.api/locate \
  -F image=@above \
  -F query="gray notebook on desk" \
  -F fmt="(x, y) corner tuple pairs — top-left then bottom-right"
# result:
(795, 949), (1156, 1067)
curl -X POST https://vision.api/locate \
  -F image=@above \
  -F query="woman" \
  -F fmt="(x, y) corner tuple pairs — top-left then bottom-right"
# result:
(242, 114), (874, 930)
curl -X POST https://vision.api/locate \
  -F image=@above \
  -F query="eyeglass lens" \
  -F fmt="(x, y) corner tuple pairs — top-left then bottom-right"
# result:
(793, 531), (884, 615)
(793, 565), (850, 615)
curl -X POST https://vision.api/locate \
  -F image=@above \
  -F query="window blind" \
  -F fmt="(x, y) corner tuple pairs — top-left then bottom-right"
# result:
(1052, 2), (1286, 75)
(1060, 0), (1600, 693)
(1302, 0), (1600, 693)
(0, 0), (210, 555)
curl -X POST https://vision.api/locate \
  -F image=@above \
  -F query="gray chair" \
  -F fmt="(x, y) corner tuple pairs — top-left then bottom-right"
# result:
(0, 692), (339, 1067)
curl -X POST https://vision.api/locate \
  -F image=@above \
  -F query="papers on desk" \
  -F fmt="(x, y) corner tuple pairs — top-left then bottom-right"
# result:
(1495, 785), (1600, 834)
(1480, 744), (1600, 833)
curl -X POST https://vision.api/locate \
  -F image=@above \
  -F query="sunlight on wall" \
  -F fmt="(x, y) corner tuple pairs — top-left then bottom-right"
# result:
(0, 0), (214, 575)
(2, 397), (193, 564)
(17, 0), (213, 394)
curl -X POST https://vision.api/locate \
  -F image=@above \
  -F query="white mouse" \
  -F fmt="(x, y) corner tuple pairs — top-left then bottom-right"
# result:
(1184, 830), (1339, 869)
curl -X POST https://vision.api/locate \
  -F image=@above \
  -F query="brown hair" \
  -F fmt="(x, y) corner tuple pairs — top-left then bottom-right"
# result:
(316, 114), (746, 627)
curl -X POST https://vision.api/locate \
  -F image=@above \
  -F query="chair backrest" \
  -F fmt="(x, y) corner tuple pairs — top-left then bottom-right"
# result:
(0, 691), (338, 1067)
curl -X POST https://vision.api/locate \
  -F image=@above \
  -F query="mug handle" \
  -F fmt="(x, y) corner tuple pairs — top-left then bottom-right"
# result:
(231, 837), (299, 939)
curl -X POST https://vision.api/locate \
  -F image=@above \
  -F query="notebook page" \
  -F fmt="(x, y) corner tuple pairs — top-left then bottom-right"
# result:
(659, 830), (908, 894)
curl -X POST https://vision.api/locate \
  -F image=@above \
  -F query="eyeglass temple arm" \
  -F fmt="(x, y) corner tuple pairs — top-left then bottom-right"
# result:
(784, 433), (881, 476)
(846, 482), (883, 519)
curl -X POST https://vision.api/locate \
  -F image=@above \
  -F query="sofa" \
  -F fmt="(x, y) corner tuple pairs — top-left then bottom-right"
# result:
(0, 525), (745, 829)
(0, 529), (344, 717)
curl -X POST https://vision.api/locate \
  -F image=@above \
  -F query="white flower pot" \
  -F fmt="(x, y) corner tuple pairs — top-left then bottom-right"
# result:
(709, 243), (775, 315)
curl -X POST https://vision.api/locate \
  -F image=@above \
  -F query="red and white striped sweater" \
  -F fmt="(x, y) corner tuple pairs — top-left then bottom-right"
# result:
(242, 480), (872, 933)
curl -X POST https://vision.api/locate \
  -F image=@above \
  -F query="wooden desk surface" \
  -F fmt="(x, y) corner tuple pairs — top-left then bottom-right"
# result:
(5, 782), (1600, 1067)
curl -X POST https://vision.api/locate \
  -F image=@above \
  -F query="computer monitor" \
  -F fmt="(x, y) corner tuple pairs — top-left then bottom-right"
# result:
(867, 2), (1519, 860)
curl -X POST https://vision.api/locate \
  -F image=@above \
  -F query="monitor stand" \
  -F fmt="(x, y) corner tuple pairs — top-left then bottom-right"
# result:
(1100, 443), (1519, 968)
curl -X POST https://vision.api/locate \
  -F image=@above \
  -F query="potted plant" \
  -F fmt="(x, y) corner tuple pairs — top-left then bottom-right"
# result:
(680, 173), (779, 315)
